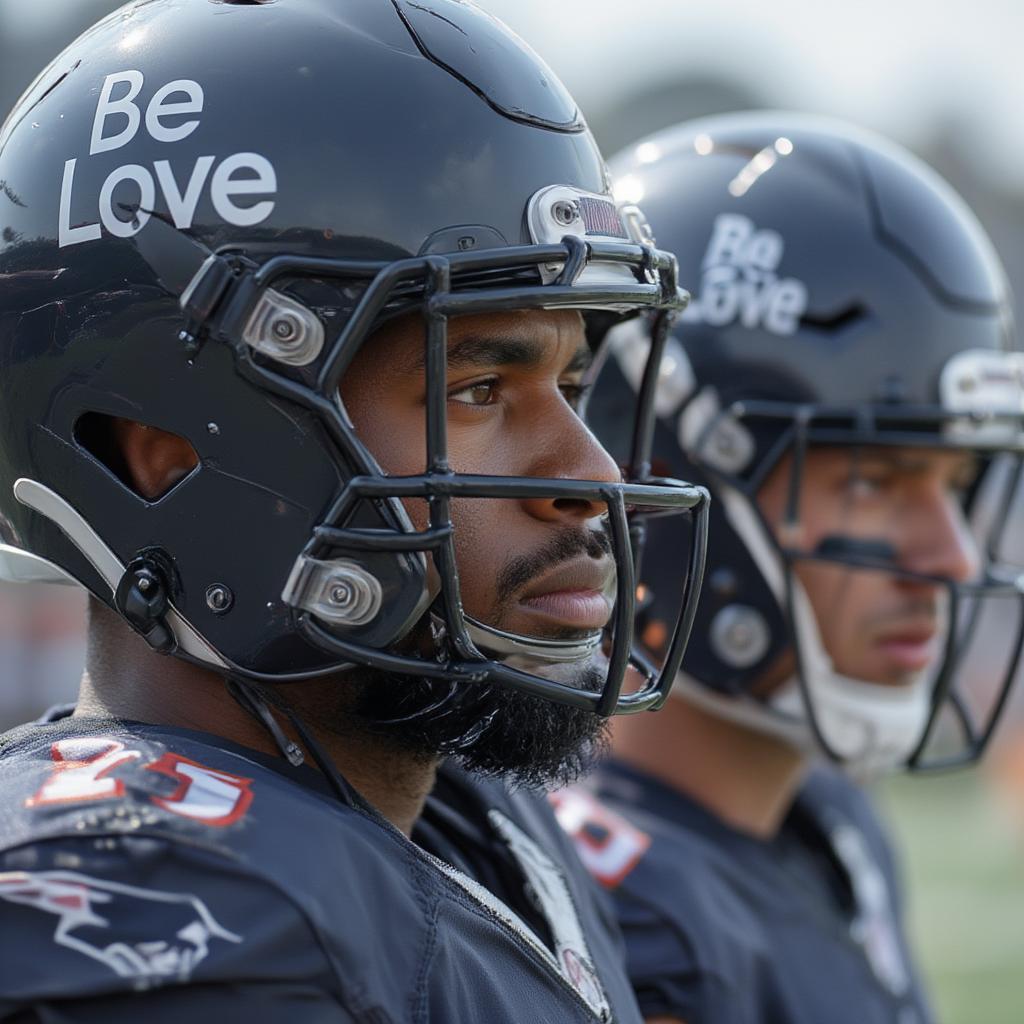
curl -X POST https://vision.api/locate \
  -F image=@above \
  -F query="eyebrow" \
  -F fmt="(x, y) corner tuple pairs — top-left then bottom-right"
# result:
(852, 449), (977, 476)
(408, 335), (592, 375)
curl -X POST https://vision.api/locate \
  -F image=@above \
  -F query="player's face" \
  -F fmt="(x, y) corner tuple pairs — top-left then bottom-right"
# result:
(340, 308), (620, 650)
(758, 445), (979, 685)
(332, 308), (621, 785)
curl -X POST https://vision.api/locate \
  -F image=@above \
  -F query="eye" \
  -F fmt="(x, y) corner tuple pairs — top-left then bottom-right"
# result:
(448, 378), (498, 407)
(559, 381), (590, 411)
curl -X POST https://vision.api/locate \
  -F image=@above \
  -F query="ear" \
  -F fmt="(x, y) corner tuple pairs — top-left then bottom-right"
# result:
(112, 418), (199, 500)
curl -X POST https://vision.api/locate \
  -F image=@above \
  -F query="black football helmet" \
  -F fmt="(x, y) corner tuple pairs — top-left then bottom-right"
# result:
(593, 112), (1024, 772)
(0, 0), (708, 724)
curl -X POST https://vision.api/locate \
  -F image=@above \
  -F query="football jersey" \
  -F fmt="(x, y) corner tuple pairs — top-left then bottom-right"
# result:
(553, 760), (935, 1024)
(0, 708), (642, 1023)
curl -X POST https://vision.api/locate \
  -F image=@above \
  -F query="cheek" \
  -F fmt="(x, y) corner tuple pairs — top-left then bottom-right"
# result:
(446, 417), (519, 476)
(445, 498), (521, 613)
(794, 561), (878, 651)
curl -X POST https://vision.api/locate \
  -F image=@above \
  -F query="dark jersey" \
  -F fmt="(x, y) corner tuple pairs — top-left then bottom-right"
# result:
(0, 710), (642, 1023)
(553, 761), (935, 1024)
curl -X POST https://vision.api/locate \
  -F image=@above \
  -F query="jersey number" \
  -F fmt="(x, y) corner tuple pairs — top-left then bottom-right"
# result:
(549, 787), (650, 888)
(28, 738), (253, 826)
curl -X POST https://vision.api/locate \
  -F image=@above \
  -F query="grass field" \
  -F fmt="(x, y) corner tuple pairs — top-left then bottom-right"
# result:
(877, 770), (1024, 1024)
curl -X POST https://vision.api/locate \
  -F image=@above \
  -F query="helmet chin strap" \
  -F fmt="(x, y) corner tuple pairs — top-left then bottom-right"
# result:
(695, 485), (937, 777)
(769, 581), (937, 777)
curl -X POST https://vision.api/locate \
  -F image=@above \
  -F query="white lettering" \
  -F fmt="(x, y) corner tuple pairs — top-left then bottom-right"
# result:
(98, 163), (155, 238)
(147, 753), (253, 826)
(145, 79), (204, 144)
(210, 152), (276, 226)
(764, 278), (808, 335)
(689, 213), (809, 335)
(745, 228), (783, 272)
(737, 277), (777, 329)
(699, 265), (740, 326)
(60, 73), (278, 247)
(702, 212), (751, 270)
(155, 155), (215, 228)
(90, 70), (144, 156)
(58, 159), (101, 247)
(27, 738), (141, 806)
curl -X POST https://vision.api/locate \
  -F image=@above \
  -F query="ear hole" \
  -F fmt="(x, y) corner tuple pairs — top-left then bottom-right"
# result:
(75, 412), (200, 502)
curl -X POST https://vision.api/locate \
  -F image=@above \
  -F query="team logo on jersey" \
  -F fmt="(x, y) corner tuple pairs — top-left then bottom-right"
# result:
(487, 810), (612, 1020)
(59, 70), (277, 248)
(549, 786), (651, 888)
(830, 825), (912, 998)
(681, 212), (808, 335)
(0, 869), (242, 985)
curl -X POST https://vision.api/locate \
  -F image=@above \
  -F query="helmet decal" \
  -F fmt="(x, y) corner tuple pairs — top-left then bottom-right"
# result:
(60, 70), (277, 248)
(680, 212), (808, 336)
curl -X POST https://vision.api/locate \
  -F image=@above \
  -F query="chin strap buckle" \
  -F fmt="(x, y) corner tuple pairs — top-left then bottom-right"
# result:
(115, 557), (177, 654)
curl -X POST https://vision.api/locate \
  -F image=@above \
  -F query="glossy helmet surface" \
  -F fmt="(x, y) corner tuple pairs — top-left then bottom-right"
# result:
(594, 111), (1024, 769)
(0, 0), (707, 715)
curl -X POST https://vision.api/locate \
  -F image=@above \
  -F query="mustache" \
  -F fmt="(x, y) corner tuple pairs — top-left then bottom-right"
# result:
(494, 528), (612, 608)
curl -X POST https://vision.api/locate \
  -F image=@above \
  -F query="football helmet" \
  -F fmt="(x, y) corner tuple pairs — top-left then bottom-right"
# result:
(0, 0), (707, 720)
(595, 112), (1024, 771)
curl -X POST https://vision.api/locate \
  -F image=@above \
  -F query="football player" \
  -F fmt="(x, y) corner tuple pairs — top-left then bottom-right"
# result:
(554, 112), (1024, 1024)
(0, 2), (709, 1020)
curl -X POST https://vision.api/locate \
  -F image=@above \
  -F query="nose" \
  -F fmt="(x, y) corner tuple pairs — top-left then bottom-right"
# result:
(521, 398), (622, 525)
(902, 489), (980, 583)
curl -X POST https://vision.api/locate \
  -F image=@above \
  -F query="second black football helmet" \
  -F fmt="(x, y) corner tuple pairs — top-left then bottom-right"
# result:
(592, 112), (1024, 771)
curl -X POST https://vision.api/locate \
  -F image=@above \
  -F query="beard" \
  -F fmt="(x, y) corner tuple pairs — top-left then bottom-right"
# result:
(323, 525), (615, 789)
(343, 659), (610, 790)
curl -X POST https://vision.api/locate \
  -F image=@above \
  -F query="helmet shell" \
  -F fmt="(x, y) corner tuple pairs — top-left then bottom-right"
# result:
(0, 0), (612, 675)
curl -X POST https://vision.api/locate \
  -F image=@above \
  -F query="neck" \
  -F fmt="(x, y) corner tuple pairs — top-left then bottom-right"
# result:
(76, 602), (437, 836)
(610, 692), (806, 838)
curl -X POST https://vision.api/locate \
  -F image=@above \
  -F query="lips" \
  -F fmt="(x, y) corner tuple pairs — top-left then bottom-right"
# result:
(516, 556), (615, 631)
(874, 621), (940, 672)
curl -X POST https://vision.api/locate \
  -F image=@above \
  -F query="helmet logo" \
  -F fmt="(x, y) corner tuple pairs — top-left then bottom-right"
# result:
(681, 213), (807, 335)
(59, 70), (277, 248)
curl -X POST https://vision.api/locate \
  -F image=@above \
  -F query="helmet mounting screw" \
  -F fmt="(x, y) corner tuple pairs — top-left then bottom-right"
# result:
(552, 200), (578, 226)
(272, 317), (298, 342)
(710, 604), (770, 669)
(206, 584), (234, 614)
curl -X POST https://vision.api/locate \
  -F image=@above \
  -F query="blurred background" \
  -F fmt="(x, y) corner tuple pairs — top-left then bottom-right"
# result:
(1, 0), (1022, 1018)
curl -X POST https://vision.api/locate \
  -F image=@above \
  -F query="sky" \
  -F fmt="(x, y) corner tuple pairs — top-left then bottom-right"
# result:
(0, 0), (1021, 192)
(479, 0), (1024, 194)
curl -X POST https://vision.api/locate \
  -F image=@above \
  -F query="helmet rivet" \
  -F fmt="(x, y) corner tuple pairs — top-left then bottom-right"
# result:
(206, 584), (234, 614)
(552, 200), (578, 226)
(710, 605), (770, 669)
(457, 235), (476, 251)
(272, 317), (297, 342)
(207, 422), (220, 435)
(329, 582), (353, 607)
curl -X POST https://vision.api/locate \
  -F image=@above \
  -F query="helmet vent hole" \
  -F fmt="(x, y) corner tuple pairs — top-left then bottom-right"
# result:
(74, 413), (199, 503)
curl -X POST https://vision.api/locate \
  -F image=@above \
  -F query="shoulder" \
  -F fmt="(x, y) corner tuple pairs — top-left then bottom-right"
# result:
(0, 719), (435, 1015)
(796, 765), (903, 889)
(1, 717), (341, 854)
(0, 828), (332, 1011)
(551, 774), (767, 1023)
